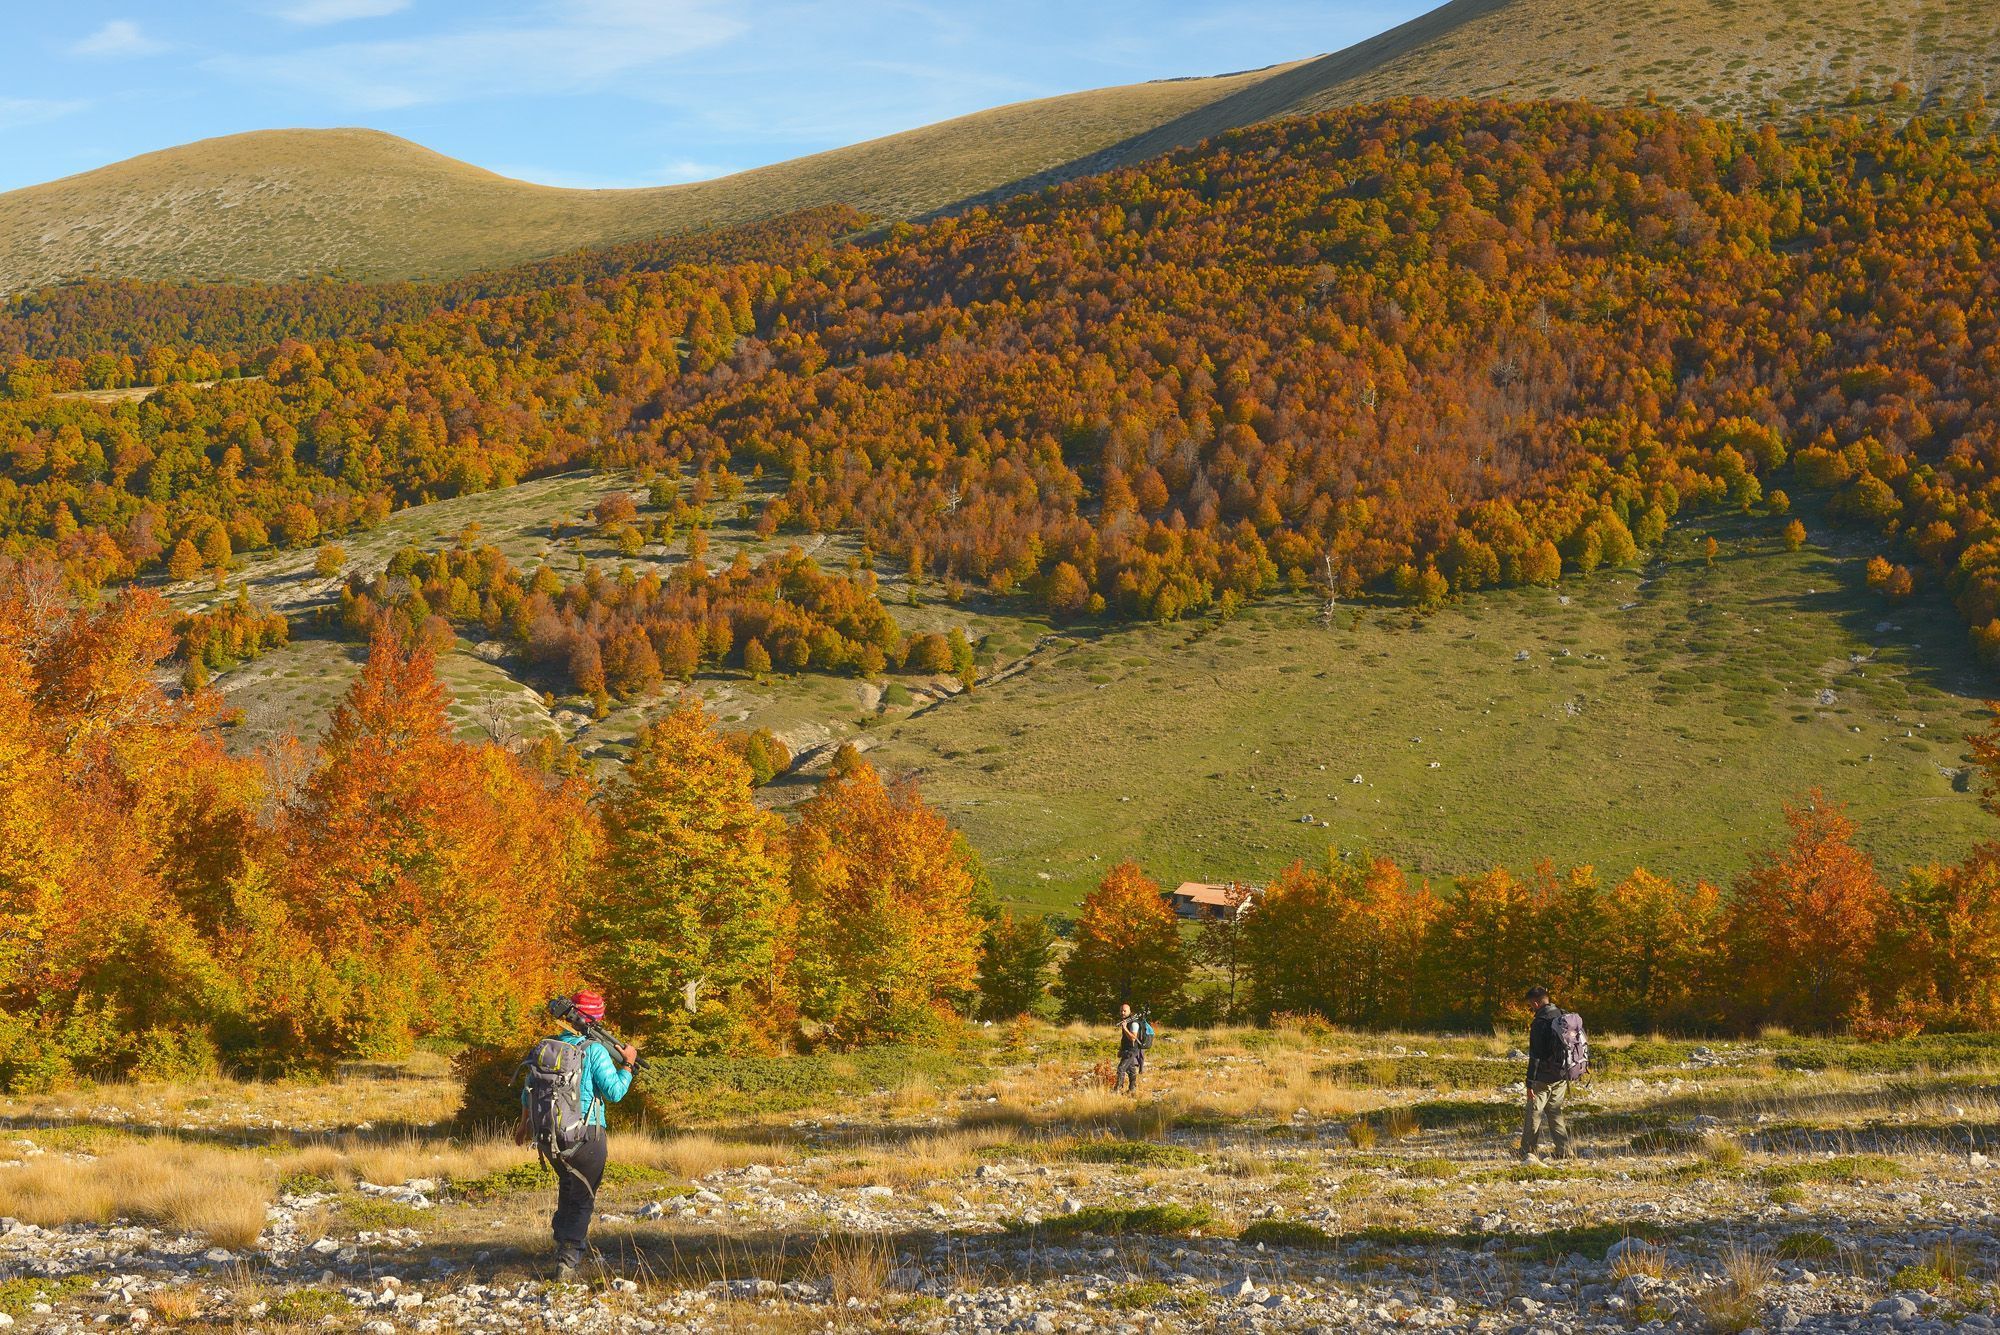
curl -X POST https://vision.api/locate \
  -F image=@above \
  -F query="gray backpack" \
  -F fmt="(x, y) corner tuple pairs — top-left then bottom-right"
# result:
(1554, 1011), (1590, 1082)
(520, 1036), (588, 1165)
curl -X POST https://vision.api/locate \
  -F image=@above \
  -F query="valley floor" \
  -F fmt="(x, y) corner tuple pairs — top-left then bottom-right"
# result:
(2, 1028), (1996, 1332)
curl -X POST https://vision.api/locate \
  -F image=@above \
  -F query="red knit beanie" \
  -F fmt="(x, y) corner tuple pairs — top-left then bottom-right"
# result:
(571, 990), (605, 1021)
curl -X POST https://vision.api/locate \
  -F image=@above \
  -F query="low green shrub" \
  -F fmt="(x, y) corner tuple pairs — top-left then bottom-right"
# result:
(1035, 1203), (1215, 1237)
(453, 1161), (552, 1199)
(340, 1197), (429, 1230)
(1103, 1282), (1178, 1310)
(278, 1169), (340, 1197)
(638, 1046), (976, 1117)
(0, 1276), (91, 1319)
(1775, 1231), (1837, 1261)
(1768, 1034), (2000, 1075)
(265, 1289), (353, 1321)
(1322, 1056), (1509, 1090)
(1065, 1140), (1198, 1168)
(1890, 1264), (1944, 1293)
(1238, 1219), (1337, 1249)
(1756, 1155), (1904, 1188)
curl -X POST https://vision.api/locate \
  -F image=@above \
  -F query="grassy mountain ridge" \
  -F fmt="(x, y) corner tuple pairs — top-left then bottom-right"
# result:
(6, 0), (1993, 292)
(0, 66), (1284, 294)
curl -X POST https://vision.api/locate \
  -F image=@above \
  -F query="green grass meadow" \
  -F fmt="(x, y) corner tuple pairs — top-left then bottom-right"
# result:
(867, 513), (1994, 908)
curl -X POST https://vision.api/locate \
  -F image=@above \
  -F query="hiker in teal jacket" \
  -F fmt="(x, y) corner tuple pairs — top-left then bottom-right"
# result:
(515, 990), (637, 1279)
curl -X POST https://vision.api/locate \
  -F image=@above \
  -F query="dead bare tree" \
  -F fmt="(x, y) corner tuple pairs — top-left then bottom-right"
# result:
(1315, 550), (1342, 625)
(475, 696), (519, 750)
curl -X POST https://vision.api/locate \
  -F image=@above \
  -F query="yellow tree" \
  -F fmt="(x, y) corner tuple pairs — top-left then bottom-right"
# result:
(1888, 853), (2000, 1030)
(584, 700), (790, 1053)
(1427, 867), (1538, 1027)
(1240, 862), (1358, 1022)
(1596, 869), (1723, 1031)
(1350, 857), (1441, 1029)
(788, 759), (982, 1043)
(1057, 861), (1188, 1020)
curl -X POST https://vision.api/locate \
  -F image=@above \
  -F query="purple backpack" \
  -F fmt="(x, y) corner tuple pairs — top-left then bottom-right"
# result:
(1554, 1010), (1589, 1081)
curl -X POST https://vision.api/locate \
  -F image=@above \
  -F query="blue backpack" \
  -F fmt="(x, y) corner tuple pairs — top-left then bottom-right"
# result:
(1136, 1014), (1155, 1050)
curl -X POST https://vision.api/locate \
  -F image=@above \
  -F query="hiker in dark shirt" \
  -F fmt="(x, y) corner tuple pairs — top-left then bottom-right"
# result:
(1520, 985), (1576, 1162)
(1114, 1002), (1144, 1095)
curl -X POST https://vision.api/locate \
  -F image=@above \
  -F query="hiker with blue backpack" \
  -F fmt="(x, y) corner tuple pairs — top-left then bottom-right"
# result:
(1520, 985), (1587, 1162)
(1115, 1002), (1153, 1094)
(516, 990), (640, 1281)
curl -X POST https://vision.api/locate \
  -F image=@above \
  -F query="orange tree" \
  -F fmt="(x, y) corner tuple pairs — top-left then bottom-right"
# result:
(1887, 852), (2000, 1030)
(1424, 867), (1541, 1028)
(787, 759), (983, 1044)
(1056, 861), (1188, 1021)
(0, 562), (266, 1087)
(277, 626), (595, 1057)
(1726, 791), (1888, 1032)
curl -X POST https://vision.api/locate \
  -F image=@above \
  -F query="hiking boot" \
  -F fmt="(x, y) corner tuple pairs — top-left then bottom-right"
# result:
(553, 1260), (577, 1283)
(1519, 1152), (1544, 1166)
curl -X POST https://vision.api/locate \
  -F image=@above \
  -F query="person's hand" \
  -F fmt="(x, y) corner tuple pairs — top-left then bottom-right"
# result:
(619, 1044), (638, 1067)
(512, 1113), (529, 1146)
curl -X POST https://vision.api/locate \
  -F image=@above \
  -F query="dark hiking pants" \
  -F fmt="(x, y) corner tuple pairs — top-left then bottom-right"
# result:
(1115, 1051), (1143, 1094)
(1520, 1080), (1572, 1158)
(552, 1125), (608, 1264)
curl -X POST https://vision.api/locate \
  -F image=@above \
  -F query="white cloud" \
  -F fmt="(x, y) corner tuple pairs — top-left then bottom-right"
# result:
(0, 97), (90, 132)
(212, 0), (747, 111)
(72, 19), (170, 58)
(277, 0), (411, 24)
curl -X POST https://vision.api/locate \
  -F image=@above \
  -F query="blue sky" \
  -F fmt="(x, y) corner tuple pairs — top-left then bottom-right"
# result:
(1, 2), (1431, 193)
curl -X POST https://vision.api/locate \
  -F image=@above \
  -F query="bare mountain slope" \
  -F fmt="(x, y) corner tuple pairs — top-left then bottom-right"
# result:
(0, 67), (1286, 293)
(3, 0), (1993, 292)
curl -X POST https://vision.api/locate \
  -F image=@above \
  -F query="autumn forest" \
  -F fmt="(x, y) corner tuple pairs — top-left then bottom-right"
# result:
(9, 94), (2000, 1083)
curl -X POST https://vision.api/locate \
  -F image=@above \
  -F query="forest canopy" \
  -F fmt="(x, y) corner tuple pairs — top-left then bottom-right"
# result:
(6, 100), (2000, 660)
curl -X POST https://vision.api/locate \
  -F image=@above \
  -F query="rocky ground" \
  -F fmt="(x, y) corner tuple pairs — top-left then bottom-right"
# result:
(1, 1029), (1996, 1332)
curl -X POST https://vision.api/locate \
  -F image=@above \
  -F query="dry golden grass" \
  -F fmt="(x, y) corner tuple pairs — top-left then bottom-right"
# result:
(0, 1141), (271, 1247)
(0, 67), (1278, 291)
(621, 1132), (791, 1179)
(1694, 1247), (1774, 1334)
(0, 1052), (461, 1135)
(820, 1128), (1017, 1189)
(810, 1231), (892, 1307)
(1609, 1243), (1674, 1283)
(144, 1284), (205, 1323)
